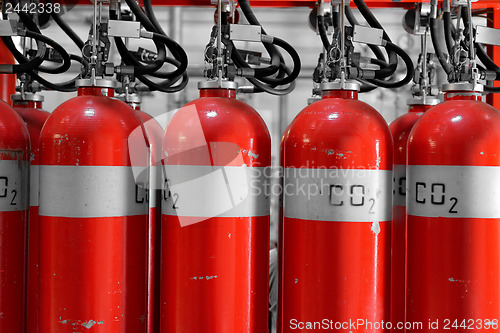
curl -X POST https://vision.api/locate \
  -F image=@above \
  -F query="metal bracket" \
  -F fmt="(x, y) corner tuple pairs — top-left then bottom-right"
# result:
(0, 20), (18, 36)
(475, 26), (500, 47)
(352, 25), (384, 46)
(108, 20), (141, 38)
(229, 24), (262, 42)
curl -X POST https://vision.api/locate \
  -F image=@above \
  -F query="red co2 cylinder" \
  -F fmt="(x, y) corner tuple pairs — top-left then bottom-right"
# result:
(161, 81), (270, 333)
(0, 99), (30, 332)
(11, 93), (50, 333)
(123, 94), (163, 333)
(406, 83), (500, 331)
(38, 79), (149, 332)
(278, 81), (392, 333)
(389, 96), (439, 331)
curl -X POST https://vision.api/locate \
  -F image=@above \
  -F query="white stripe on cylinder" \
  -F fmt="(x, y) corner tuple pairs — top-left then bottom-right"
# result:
(408, 165), (500, 218)
(162, 165), (270, 218)
(284, 168), (392, 222)
(393, 164), (406, 207)
(0, 159), (29, 211)
(39, 165), (148, 218)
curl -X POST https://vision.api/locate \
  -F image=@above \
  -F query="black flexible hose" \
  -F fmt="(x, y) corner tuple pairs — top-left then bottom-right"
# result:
(4, 0), (74, 74)
(143, 0), (167, 36)
(246, 63), (296, 95)
(352, 0), (391, 42)
(236, 0), (300, 91)
(0, 37), (45, 74)
(110, 8), (182, 78)
(443, 11), (455, 56)
(352, 0), (397, 79)
(26, 30), (72, 74)
(344, 5), (387, 64)
(430, 17), (452, 74)
(113, 3), (188, 89)
(237, 0), (283, 78)
(368, 41), (414, 88)
(460, 6), (500, 80)
(4, 29), (72, 75)
(317, 15), (331, 50)
(47, 0), (85, 50)
(476, 43), (500, 80)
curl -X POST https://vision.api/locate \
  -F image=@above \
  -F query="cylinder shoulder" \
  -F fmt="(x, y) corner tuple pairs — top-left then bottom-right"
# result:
(408, 100), (500, 165)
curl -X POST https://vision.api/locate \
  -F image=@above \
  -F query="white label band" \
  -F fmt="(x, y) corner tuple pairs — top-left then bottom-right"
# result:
(393, 164), (406, 207)
(284, 168), (392, 222)
(162, 165), (270, 221)
(407, 165), (500, 218)
(0, 159), (29, 211)
(39, 165), (148, 218)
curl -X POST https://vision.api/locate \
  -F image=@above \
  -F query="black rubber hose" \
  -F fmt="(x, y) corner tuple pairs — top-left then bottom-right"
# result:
(233, 38), (298, 86)
(109, 8), (188, 92)
(368, 41), (414, 88)
(443, 11), (455, 55)
(125, 0), (156, 32)
(110, 8), (178, 77)
(352, 0), (397, 78)
(270, 36), (301, 85)
(137, 71), (189, 93)
(317, 15), (331, 50)
(236, 0), (300, 90)
(332, 9), (340, 29)
(0, 37), (45, 73)
(143, 0), (167, 36)
(152, 32), (188, 78)
(237, 0), (282, 77)
(4, 29), (72, 75)
(345, 5), (387, 64)
(127, 0), (188, 78)
(246, 63), (296, 95)
(460, 6), (500, 80)
(31, 72), (79, 92)
(430, 17), (452, 74)
(4, 0), (72, 74)
(352, 0), (391, 42)
(114, 4), (188, 80)
(476, 43), (500, 79)
(25, 30), (72, 74)
(47, 0), (85, 50)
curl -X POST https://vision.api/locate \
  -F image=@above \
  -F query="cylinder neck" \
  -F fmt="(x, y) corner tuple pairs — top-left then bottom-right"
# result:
(321, 90), (358, 100)
(12, 100), (42, 110)
(78, 87), (114, 97)
(408, 104), (434, 113)
(199, 88), (236, 98)
(444, 91), (482, 102)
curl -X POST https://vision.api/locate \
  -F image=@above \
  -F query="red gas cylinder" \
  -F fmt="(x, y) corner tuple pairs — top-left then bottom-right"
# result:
(38, 79), (149, 333)
(122, 94), (163, 333)
(0, 99), (30, 332)
(406, 83), (500, 332)
(11, 93), (50, 333)
(161, 80), (270, 333)
(278, 81), (393, 333)
(389, 96), (439, 332)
